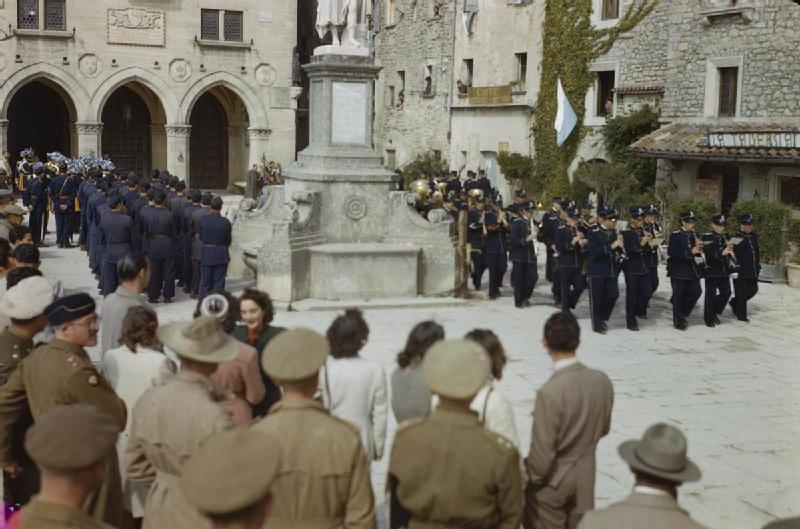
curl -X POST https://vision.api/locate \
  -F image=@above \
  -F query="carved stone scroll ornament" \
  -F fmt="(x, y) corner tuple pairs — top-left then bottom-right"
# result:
(107, 8), (166, 46)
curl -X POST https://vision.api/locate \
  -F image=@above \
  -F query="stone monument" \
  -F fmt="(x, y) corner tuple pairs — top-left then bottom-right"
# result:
(231, 16), (457, 302)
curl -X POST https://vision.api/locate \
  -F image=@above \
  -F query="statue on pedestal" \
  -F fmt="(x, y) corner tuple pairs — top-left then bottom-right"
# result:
(316, 0), (363, 49)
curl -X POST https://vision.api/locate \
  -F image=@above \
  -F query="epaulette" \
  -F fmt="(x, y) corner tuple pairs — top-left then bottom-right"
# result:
(493, 433), (516, 453)
(396, 417), (425, 432)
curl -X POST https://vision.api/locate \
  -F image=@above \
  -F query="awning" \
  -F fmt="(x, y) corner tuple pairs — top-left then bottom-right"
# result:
(629, 122), (800, 165)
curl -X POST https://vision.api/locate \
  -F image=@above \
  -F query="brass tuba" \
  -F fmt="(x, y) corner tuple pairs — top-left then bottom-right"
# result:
(409, 179), (430, 204)
(467, 188), (484, 207)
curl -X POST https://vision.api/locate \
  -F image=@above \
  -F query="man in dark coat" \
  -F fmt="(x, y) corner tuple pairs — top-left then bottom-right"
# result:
(140, 189), (178, 303)
(198, 196), (232, 296)
(729, 213), (760, 322)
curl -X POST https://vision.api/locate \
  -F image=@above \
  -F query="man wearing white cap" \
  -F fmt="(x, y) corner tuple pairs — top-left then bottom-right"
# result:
(0, 276), (54, 509)
(388, 339), (523, 529)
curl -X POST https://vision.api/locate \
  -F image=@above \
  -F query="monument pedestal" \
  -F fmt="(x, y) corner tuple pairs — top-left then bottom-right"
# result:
(234, 52), (457, 302)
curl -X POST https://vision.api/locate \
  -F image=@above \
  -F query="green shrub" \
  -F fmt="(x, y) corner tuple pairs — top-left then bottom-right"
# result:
(497, 152), (535, 192)
(571, 160), (654, 213)
(728, 199), (792, 264)
(402, 151), (448, 188)
(664, 198), (716, 234)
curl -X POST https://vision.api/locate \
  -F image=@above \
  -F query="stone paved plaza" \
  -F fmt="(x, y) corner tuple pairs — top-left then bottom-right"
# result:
(41, 238), (800, 529)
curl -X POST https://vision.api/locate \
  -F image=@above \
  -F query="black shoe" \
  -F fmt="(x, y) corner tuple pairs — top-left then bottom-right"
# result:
(593, 327), (607, 335)
(164, 298), (172, 304)
(674, 322), (688, 330)
(489, 294), (499, 300)
(601, 322), (609, 332)
(637, 312), (648, 320)
(713, 316), (721, 324)
(737, 316), (750, 322)
(627, 324), (640, 332)
(523, 300), (532, 307)
(148, 298), (158, 304)
(515, 303), (524, 309)
(705, 321), (715, 328)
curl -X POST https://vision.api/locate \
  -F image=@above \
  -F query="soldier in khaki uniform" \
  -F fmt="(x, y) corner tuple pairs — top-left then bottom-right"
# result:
(388, 339), (523, 529)
(13, 404), (121, 529)
(181, 428), (282, 529)
(0, 276), (54, 509)
(0, 293), (126, 528)
(251, 328), (376, 529)
(577, 423), (708, 529)
(126, 316), (237, 529)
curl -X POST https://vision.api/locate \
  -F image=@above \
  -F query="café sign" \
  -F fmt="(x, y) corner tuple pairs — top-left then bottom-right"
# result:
(468, 85), (512, 105)
(706, 131), (800, 149)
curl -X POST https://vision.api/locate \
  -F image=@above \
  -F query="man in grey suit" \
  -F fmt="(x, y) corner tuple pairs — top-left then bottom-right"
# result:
(577, 423), (708, 529)
(524, 311), (614, 529)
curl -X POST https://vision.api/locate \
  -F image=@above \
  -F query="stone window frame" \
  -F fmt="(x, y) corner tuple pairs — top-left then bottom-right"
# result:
(385, 0), (398, 28)
(15, 0), (73, 39)
(703, 56), (744, 119)
(585, 61), (618, 127)
(422, 63), (436, 99)
(197, 8), (247, 47)
(591, 0), (622, 30)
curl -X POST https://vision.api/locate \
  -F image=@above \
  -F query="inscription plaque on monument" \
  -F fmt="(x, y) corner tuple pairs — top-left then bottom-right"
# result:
(331, 81), (367, 144)
(107, 8), (166, 46)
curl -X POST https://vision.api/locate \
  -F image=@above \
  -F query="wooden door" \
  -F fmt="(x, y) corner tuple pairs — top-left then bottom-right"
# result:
(102, 86), (151, 176)
(190, 93), (228, 189)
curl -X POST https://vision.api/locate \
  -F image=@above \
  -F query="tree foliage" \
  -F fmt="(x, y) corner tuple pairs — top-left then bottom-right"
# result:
(572, 160), (653, 213)
(532, 0), (658, 202)
(402, 151), (449, 187)
(497, 152), (535, 190)
(602, 105), (660, 190)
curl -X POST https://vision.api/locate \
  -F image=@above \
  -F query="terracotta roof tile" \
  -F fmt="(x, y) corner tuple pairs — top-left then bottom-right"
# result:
(615, 85), (665, 95)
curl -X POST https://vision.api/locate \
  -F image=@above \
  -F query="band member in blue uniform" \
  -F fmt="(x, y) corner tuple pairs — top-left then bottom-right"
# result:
(622, 206), (654, 331)
(181, 189), (201, 294)
(554, 207), (586, 312)
(99, 194), (134, 295)
(190, 192), (214, 298)
(22, 163), (47, 246)
(140, 188), (178, 303)
(643, 204), (662, 298)
(509, 200), (538, 308)
(730, 213), (760, 322)
(702, 214), (734, 327)
(586, 207), (623, 333)
(484, 199), (508, 299)
(539, 197), (563, 285)
(467, 196), (487, 291)
(667, 211), (704, 330)
(198, 196), (232, 296)
(48, 165), (78, 248)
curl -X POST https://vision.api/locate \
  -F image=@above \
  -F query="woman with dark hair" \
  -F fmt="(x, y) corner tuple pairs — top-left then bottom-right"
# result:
(194, 291), (265, 425)
(233, 288), (285, 415)
(321, 309), (387, 462)
(103, 305), (175, 523)
(390, 320), (445, 423)
(464, 329), (519, 448)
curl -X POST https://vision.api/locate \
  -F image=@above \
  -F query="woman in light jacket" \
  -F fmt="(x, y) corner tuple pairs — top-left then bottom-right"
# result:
(104, 305), (175, 522)
(320, 308), (388, 462)
(464, 328), (519, 449)
(390, 320), (445, 423)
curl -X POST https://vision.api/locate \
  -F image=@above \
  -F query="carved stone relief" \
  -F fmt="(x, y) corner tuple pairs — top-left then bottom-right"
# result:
(255, 63), (277, 87)
(78, 54), (101, 77)
(107, 8), (166, 46)
(169, 59), (191, 82)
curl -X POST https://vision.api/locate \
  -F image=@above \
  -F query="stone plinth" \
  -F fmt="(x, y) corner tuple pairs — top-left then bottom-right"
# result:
(309, 243), (420, 300)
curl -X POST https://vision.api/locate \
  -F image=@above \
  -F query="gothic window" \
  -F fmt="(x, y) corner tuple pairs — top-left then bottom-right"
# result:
(601, 0), (619, 20)
(44, 0), (65, 30)
(18, 0), (39, 29)
(201, 9), (220, 40)
(224, 11), (243, 42)
(201, 9), (243, 41)
(17, 0), (65, 30)
(718, 67), (738, 117)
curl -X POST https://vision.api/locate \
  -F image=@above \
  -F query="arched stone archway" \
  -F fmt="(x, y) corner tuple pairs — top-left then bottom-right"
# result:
(179, 72), (266, 127)
(89, 67), (179, 125)
(0, 63), (90, 120)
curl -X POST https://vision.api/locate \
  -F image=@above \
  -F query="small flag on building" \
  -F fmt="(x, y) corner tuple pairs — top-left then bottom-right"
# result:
(554, 78), (578, 147)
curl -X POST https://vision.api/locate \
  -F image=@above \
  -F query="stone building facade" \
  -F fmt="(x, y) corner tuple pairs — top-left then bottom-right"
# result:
(373, 0), (456, 172)
(0, 0), (301, 188)
(579, 0), (800, 213)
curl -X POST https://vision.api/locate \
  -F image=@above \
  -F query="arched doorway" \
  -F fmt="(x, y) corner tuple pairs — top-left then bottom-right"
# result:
(101, 86), (152, 176)
(7, 80), (74, 168)
(190, 93), (228, 189)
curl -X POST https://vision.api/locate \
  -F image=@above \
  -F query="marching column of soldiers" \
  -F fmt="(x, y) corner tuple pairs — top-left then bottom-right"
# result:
(460, 184), (761, 333)
(17, 150), (233, 303)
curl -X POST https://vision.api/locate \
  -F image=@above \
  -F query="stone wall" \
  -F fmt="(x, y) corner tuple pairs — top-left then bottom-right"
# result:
(373, 0), (456, 169)
(0, 0), (300, 185)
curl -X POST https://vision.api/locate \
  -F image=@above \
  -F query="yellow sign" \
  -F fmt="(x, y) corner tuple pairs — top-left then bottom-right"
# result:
(468, 85), (512, 105)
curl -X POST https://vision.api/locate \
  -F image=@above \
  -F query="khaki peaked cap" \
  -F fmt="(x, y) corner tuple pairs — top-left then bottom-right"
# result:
(261, 327), (328, 382)
(157, 316), (239, 364)
(25, 404), (120, 470)
(423, 339), (490, 399)
(181, 429), (281, 514)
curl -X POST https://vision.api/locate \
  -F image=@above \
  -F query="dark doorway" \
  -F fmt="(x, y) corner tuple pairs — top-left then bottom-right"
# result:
(7, 80), (72, 168)
(190, 93), (228, 189)
(698, 163), (739, 215)
(102, 86), (151, 176)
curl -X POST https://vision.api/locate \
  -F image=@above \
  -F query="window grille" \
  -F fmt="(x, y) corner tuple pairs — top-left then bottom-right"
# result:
(224, 11), (243, 42)
(44, 0), (66, 30)
(718, 67), (738, 117)
(201, 9), (220, 40)
(18, 0), (39, 29)
(601, 0), (619, 20)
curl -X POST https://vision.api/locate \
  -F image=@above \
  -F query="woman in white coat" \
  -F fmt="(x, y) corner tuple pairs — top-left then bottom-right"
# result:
(464, 328), (519, 449)
(104, 306), (176, 523)
(320, 308), (388, 462)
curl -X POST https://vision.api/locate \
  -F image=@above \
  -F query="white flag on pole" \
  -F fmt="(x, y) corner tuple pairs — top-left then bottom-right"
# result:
(554, 78), (578, 147)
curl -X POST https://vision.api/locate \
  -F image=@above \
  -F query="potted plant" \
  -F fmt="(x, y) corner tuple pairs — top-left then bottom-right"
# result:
(729, 199), (792, 283)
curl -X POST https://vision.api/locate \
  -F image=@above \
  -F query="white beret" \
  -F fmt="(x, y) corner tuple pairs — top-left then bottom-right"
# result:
(0, 276), (55, 319)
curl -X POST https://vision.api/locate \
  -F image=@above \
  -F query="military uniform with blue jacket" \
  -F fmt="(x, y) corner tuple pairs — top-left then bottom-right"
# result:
(49, 172), (78, 247)
(667, 212), (703, 330)
(509, 204), (538, 308)
(467, 202), (487, 290)
(554, 211), (586, 312)
(621, 207), (653, 330)
(484, 208), (507, 299)
(99, 207), (134, 296)
(730, 214), (760, 322)
(197, 202), (232, 296)
(586, 208), (622, 334)
(140, 194), (178, 302)
(22, 169), (47, 245)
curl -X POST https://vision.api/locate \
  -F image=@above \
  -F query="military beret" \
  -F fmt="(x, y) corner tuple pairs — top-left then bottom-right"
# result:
(558, 199), (573, 209)
(629, 206), (644, 219)
(0, 276), (54, 319)
(679, 210), (697, 222)
(423, 339), (490, 400)
(599, 207), (619, 220)
(44, 293), (96, 327)
(645, 204), (659, 216)
(711, 214), (727, 225)
(25, 404), (119, 470)
(519, 200), (533, 212)
(181, 429), (281, 515)
(5, 204), (25, 216)
(262, 328), (328, 382)
(739, 213), (754, 225)
(514, 189), (526, 198)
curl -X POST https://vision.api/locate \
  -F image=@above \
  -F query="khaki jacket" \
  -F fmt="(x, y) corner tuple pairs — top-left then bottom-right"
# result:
(251, 398), (375, 529)
(0, 338), (127, 527)
(127, 370), (233, 529)
(577, 492), (710, 529)
(389, 402), (523, 529)
(16, 497), (115, 529)
(525, 362), (613, 512)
